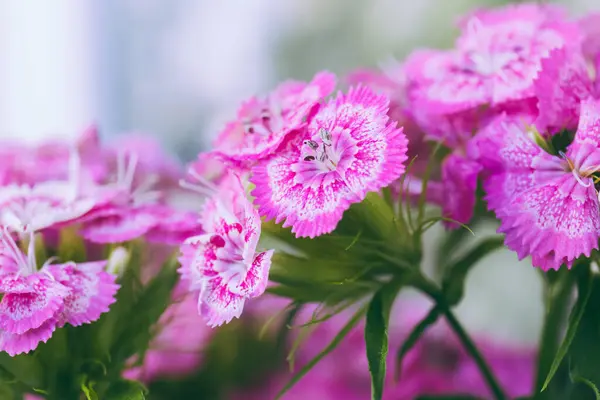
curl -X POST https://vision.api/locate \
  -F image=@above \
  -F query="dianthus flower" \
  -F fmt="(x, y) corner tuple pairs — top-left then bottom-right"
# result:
(251, 85), (408, 238)
(472, 99), (600, 270)
(212, 71), (336, 168)
(0, 151), (103, 234)
(0, 125), (106, 186)
(80, 150), (200, 244)
(0, 229), (118, 355)
(404, 4), (580, 115)
(178, 172), (273, 327)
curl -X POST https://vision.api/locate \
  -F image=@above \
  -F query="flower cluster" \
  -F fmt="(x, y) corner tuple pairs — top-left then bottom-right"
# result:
(0, 128), (202, 356)
(351, 3), (600, 270)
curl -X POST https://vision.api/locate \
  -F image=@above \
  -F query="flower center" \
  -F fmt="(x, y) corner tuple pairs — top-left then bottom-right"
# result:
(301, 129), (338, 172)
(242, 98), (284, 137)
(114, 152), (160, 207)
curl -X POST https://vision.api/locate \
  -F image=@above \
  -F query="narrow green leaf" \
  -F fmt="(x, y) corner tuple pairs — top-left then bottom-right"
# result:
(442, 237), (504, 306)
(571, 373), (600, 399)
(395, 305), (441, 381)
(275, 306), (367, 399)
(542, 270), (593, 391)
(366, 280), (405, 400)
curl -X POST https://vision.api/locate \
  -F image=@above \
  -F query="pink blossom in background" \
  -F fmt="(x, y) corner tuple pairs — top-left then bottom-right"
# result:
(251, 85), (408, 238)
(534, 47), (594, 133)
(179, 172), (274, 327)
(80, 140), (200, 244)
(405, 3), (579, 115)
(234, 297), (535, 399)
(124, 287), (211, 382)
(212, 71), (336, 169)
(427, 153), (482, 228)
(0, 125), (106, 186)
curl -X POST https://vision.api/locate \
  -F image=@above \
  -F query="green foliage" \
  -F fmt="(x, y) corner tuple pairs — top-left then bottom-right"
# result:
(541, 267), (593, 393)
(365, 280), (404, 400)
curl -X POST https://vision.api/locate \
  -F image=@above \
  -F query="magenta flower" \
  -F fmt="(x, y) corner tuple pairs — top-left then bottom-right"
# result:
(251, 85), (408, 238)
(80, 151), (191, 244)
(404, 3), (579, 115)
(0, 230), (118, 355)
(0, 148), (103, 235)
(212, 71), (336, 168)
(45, 261), (119, 327)
(427, 154), (482, 228)
(0, 125), (106, 186)
(178, 173), (274, 327)
(534, 48), (595, 133)
(475, 100), (600, 270)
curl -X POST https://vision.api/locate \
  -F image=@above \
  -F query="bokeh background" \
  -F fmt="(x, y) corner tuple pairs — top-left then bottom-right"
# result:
(0, 0), (598, 355)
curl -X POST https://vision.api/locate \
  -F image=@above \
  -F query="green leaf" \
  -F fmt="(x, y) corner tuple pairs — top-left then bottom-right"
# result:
(104, 379), (147, 400)
(365, 279), (406, 400)
(0, 353), (44, 388)
(541, 269), (593, 391)
(396, 305), (441, 381)
(275, 305), (367, 399)
(442, 237), (504, 306)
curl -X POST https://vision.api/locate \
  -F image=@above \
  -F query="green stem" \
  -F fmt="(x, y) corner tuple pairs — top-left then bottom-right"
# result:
(534, 271), (575, 397)
(442, 306), (507, 400)
(415, 276), (507, 400)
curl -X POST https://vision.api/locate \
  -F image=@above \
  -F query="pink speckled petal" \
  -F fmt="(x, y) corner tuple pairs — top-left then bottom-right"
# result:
(47, 262), (119, 327)
(0, 275), (68, 334)
(498, 174), (600, 270)
(198, 277), (245, 328)
(0, 318), (57, 356)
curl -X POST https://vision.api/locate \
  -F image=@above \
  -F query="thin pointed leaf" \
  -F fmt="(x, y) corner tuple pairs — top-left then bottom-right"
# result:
(542, 269), (593, 391)
(276, 306), (367, 399)
(366, 280), (405, 400)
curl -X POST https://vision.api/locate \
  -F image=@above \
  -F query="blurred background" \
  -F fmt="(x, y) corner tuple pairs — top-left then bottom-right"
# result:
(0, 0), (598, 349)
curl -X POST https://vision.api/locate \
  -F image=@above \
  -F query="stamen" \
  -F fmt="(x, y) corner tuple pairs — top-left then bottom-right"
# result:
(124, 153), (139, 191)
(572, 169), (592, 188)
(320, 129), (332, 146)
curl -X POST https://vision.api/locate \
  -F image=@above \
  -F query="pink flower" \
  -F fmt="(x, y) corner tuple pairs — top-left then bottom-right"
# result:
(0, 230), (118, 355)
(80, 152), (196, 244)
(212, 71), (336, 168)
(178, 173), (274, 327)
(534, 47), (595, 133)
(45, 261), (119, 327)
(476, 100), (600, 270)
(0, 150), (104, 235)
(0, 125), (106, 185)
(404, 4), (579, 115)
(428, 154), (482, 228)
(251, 85), (408, 238)
(0, 181), (97, 234)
